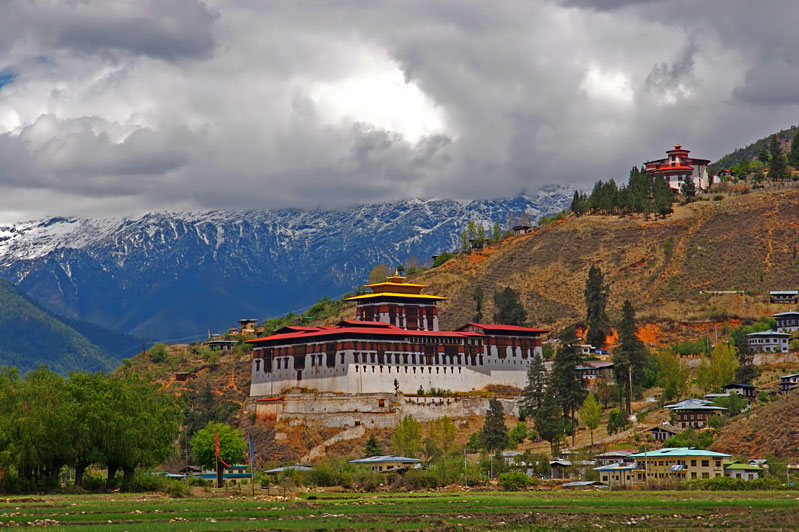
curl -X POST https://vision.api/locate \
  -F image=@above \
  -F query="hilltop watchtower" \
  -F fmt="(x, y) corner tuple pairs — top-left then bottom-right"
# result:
(345, 271), (446, 331)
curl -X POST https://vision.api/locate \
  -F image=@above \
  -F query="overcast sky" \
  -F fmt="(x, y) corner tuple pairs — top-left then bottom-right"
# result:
(0, 0), (798, 222)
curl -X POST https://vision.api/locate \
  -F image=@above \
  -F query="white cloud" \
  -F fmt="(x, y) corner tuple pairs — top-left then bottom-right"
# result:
(0, 0), (797, 220)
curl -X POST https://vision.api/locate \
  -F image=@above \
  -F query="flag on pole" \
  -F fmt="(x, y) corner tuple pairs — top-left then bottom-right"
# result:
(215, 429), (231, 468)
(248, 433), (255, 468)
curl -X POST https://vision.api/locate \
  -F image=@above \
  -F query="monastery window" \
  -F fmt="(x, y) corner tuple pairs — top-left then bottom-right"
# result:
(402, 354), (408, 364)
(479, 356), (484, 365)
(326, 353), (336, 368)
(353, 353), (359, 363)
(255, 359), (261, 372)
(340, 353), (345, 364)
(355, 366), (358, 372)
(436, 368), (439, 374)
(458, 367), (462, 374)
(413, 368), (416, 374)
(370, 353), (376, 364)
(457, 355), (462, 365)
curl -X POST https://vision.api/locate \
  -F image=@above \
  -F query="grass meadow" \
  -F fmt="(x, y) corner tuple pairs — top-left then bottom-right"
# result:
(3, 489), (799, 531)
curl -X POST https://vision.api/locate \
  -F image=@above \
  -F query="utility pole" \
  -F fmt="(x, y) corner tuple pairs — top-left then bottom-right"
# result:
(644, 445), (649, 489)
(464, 448), (468, 488)
(626, 366), (633, 417)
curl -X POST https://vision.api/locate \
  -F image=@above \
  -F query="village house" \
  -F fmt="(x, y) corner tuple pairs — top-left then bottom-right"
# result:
(206, 339), (237, 352)
(348, 455), (421, 473)
(645, 144), (711, 192)
(549, 459), (572, 479)
(239, 319), (259, 334)
(512, 225), (531, 236)
(724, 460), (763, 480)
(770, 291), (799, 304)
(648, 424), (683, 443)
(576, 344), (594, 356)
(594, 462), (645, 488)
(780, 373), (799, 394)
(594, 450), (634, 467)
(774, 311), (799, 332)
(575, 361), (614, 382)
(747, 330), (791, 353)
(248, 273), (547, 396)
(630, 448), (730, 481)
(721, 383), (757, 400)
(665, 398), (726, 429)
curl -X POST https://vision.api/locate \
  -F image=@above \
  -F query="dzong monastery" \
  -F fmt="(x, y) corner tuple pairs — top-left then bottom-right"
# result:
(248, 272), (546, 397)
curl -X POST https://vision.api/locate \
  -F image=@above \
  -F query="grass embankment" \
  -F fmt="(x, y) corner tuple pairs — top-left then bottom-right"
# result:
(3, 490), (799, 531)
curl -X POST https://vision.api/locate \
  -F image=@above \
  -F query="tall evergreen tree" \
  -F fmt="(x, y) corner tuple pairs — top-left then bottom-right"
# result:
(652, 176), (674, 217)
(613, 300), (647, 416)
(584, 265), (610, 348)
(758, 147), (769, 164)
(550, 328), (587, 446)
(492, 221), (502, 243)
(769, 135), (788, 181)
(473, 286), (485, 322)
(364, 434), (381, 456)
(493, 287), (527, 326)
(533, 382), (565, 455)
(679, 178), (696, 200)
(519, 353), (547, 419)
(790, 130), (799, 168)
(731, 327), (757, 383)
(480, 398), (509, 452)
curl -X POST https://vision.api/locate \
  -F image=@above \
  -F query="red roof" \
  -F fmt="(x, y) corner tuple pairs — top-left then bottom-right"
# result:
(650, 165), (694, 172)
(246, 323), (489, 345)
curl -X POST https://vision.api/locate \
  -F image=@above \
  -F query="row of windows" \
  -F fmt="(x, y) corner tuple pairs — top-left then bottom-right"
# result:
(355, 365), (463, 375)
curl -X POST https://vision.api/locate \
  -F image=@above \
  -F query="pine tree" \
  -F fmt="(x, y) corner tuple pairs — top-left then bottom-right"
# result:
(679, 178), (696, 200)
(584, 265), (610, 348)
(731, 327), (756, 383)
(550, 328), (587, 446)
(480, 398), (508, 452)
(472, 286), (484, 322)
(493, 287), (527, 326)
(364, 434), (381, 456)
(519, 353), (547, 419)
(534, 383), (564, 455)
(758, 147), (769, 164)
(769, 135), (788, 181)
(492, 221), (502, 243)
(652, 176), (674, 217)
(613, 300), (647, 415)
(790, 130), (799, 168)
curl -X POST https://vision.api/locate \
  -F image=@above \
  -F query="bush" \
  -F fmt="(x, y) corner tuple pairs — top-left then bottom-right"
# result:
(432, 252), (456, 268)
(398, 468), (440, 490)
(498, 471), (533, 491)
(123, 472), (189, 497)
(0, 473), (36, 494)
(713, 195), (724, 201)
(689, 476), (791, 491)
(149, 343), (168, 363)
(81, 475), (106, 492)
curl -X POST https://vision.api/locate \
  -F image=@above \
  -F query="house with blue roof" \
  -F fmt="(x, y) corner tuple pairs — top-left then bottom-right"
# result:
(348, 455), (422, 473)
(630, 447), (730, 481)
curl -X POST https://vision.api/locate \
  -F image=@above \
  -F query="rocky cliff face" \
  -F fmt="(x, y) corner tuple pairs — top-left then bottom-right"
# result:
(0, 186), (572, 339)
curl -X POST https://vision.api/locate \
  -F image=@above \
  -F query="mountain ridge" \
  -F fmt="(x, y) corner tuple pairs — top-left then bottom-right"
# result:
(0, 186), (573, 340)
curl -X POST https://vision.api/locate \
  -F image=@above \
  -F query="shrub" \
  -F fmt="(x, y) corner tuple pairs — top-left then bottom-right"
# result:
(81, 475), (106, 492)
(498, 471), (533, 491)
(713, 195), (724, 201)
(0, 473), (36, 494)
(399, 468), (440, 490)
(149, 343), (168, 363)
(432, 252), (456, 268)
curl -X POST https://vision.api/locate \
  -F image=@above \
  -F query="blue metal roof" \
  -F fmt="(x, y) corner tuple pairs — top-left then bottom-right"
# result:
(631, 447), (730, 458)
(264, 465), (313, 474)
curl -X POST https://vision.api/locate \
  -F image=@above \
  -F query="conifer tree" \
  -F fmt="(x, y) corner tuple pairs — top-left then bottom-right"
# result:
(758, 147), (769, 165)
(492, 221), (502, 243)
(584, 265), (609, 348)
(550, 328), (587, 446)
(679, 178), (696, 200)
(534, 383), (565, 454)
(790, 130), (799, 168)
(731, 327), (756, 383)
(364, 434), (381, 456)
(769, 135), (788, 181)
(613, 300), (647, 416)
(480, 398), (508, 452)
(519, 352), (547, 419)
(493, 287), (527, 326)
(472, 286), (485, 322)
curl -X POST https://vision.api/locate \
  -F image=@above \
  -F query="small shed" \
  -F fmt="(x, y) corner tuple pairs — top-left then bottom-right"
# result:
(239, 319), (259, 334)
(513, 225), (531, 236)
(721, 383), (757, 400)
(549, 459), (572, 479)
(349, 455), (422, 473)
(648, 424), (682, 442)
(207, 339), (237, 352)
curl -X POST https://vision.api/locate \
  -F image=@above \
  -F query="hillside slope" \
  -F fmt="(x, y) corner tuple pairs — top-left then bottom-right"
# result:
(711, 126), (797, 172)
(712, 391), (799, 460)
(0, 278), (117, 374)
(404, 186), (799, 336)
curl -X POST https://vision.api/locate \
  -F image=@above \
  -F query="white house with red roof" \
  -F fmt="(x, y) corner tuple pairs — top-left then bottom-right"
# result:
(248, 274), (547, 396)
(645, 144), (711, 192)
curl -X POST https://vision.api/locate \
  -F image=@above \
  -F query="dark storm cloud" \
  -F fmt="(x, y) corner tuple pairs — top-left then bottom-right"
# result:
(0, 0), (798, 220)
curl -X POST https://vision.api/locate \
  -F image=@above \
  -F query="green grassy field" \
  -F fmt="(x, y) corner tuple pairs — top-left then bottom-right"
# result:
(3, 490), (799, 531)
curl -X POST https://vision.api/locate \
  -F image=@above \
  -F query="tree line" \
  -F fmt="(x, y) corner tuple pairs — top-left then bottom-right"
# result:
(0, 368), (181, 491)
(570, 167), (674, 218)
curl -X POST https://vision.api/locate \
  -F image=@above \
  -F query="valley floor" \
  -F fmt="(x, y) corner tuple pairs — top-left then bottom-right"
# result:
(4, 490), (799, 531)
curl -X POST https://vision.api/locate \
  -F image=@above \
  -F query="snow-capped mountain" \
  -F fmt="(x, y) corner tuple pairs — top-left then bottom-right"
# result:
(0, 186), (572, 340)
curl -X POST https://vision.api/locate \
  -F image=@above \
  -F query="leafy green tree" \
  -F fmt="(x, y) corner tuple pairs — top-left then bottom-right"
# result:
(534, 387), (564, 454)
(519, 353), (547, 419)
(480, 399), (509, 452)
(713, 393), (748, 416)
(656, 350), (691, 401)
(663, 428), (714, 449)
(472, 286), (485, 322)
(149, 343), (168, 363)
(769, 135), (788, 181)
(493, 287), (527, 326)
(460, 231), (469, 252)
(391, 415), (422, 458)
(181, 381), (239, 449)
(100, 374), (183, 483)
(606, 409), (629, 435)
(550, 328), (587, 446)
(368, 264), (389, 283)
(578, 394), (601, 449)
(507, 422), (528, 447)
(613, 300), (648, 415)
(429, 416), (457, 457)
(584, 265), (610, 348)
(191, 422), (247, 488)
(364, 434), (382, 457)
(697, 342), (739, 393)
